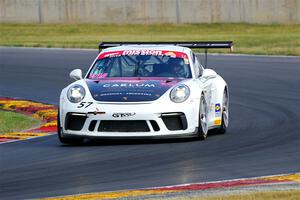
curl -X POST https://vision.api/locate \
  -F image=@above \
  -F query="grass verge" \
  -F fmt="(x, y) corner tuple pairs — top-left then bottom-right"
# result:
(0, 110), (40, 134)
(0, 23), (299, 56)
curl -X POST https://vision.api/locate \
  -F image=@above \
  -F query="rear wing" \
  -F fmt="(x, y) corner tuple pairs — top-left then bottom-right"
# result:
(98, 41), (234, 67)
(99, 41), (233, 51)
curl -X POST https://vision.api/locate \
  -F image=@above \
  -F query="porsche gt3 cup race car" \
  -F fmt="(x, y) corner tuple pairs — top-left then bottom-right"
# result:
(58, 41), (232, 144)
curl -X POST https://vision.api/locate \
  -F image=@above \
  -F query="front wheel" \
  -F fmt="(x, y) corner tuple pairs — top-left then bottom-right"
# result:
(197, 94), (208, 140)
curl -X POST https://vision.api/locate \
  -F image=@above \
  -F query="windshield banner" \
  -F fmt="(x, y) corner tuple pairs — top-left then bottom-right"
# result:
(98, 50), (188, 60)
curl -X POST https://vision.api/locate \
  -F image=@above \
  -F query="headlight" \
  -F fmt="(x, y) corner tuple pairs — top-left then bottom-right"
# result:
(67, 85), (85, 103)
(170, 85), (190, 103)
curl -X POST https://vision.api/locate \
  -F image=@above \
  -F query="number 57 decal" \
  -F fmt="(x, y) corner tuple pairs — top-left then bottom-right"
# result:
(77, 102), (93, 108)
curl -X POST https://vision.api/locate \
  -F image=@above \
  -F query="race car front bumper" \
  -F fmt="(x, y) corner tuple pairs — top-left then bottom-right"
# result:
(59, 99), (199, 138)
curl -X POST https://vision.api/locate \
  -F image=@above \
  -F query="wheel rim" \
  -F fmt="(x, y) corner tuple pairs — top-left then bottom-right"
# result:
(222, 91), (229, 128)
(200, 97), (208, 135)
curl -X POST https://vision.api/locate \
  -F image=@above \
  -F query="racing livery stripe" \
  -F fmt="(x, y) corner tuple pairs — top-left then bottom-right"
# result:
(42, 173), (300, 200)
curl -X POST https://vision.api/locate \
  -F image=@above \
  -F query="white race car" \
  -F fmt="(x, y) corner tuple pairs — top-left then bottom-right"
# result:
(58, 42), (232, 144)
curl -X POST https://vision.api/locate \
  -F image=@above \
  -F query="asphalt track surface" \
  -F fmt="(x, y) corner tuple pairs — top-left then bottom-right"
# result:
(0, 47), (299, 199)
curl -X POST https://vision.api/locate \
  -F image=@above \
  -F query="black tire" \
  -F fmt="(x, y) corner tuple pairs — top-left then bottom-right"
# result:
(215, 89), (229, 134)
(197, 93), (208, 140)
(57, 111), (83, 145)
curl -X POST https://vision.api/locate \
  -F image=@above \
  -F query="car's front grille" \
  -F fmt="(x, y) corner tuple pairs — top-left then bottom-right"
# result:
(85, 114), (186, 133)
(98, 120), (150, 132)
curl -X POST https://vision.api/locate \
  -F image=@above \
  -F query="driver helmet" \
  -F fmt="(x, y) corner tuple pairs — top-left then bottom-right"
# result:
(168, 57), (185, 75)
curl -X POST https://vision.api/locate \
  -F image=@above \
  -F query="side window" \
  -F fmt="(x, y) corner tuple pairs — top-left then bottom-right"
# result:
(88, 59), (111, 78)
(191, 52), (196, 63)
(90, 61), (105, 75)
(195, 56), (204, 76)
(192, 52), (203, 77)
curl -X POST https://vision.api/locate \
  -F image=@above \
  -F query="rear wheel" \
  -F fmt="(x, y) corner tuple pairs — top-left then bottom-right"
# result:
(57, 111), (83, 145)
(197, 94), (208, 140)
(216, 89), (229, 134)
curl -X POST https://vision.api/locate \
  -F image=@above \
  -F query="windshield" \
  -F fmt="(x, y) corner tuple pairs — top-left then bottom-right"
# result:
(87, 50), (192, 79)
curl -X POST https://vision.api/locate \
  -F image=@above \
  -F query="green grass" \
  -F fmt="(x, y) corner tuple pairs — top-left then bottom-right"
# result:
(0, 110), (40, 134)
(0, 23), (300, 55)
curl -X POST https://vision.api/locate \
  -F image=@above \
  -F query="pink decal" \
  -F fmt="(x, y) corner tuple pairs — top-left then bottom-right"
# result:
(89, 73), (108, 79)
(98, 50), (189, 60)
(89, 74), (97, 79)
(122, 50), (163, 56)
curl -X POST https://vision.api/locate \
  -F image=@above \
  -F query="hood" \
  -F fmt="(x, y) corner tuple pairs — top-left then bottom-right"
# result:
(85, 77), (185, 102)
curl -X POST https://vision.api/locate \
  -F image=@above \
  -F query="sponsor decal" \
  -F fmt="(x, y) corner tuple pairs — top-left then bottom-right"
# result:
(164, 51), (176, 58)
(125, 92), (152, 96)
(102, 83), (156, 88)
(215, 103), (221, 112)
(104, 52), (121, 58)
(98, 50), (189, 60)
(89, 73), (108, 79)
(112, 112), (136, 118)
(214, 118), (222, 125)
(99, 92), (122, 97)
(184, 58), (189, 64)
(215, 112), (221, 117)
(122, 50), (163, 56)
(85, 78), (184, 102)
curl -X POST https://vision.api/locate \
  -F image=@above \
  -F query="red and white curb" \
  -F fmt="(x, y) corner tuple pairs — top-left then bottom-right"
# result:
(42, 173), (300, 199)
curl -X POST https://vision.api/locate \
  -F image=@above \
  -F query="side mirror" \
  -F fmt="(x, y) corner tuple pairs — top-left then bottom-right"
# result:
(69, 69), (83, 81)
(201, 69), (217, 80)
